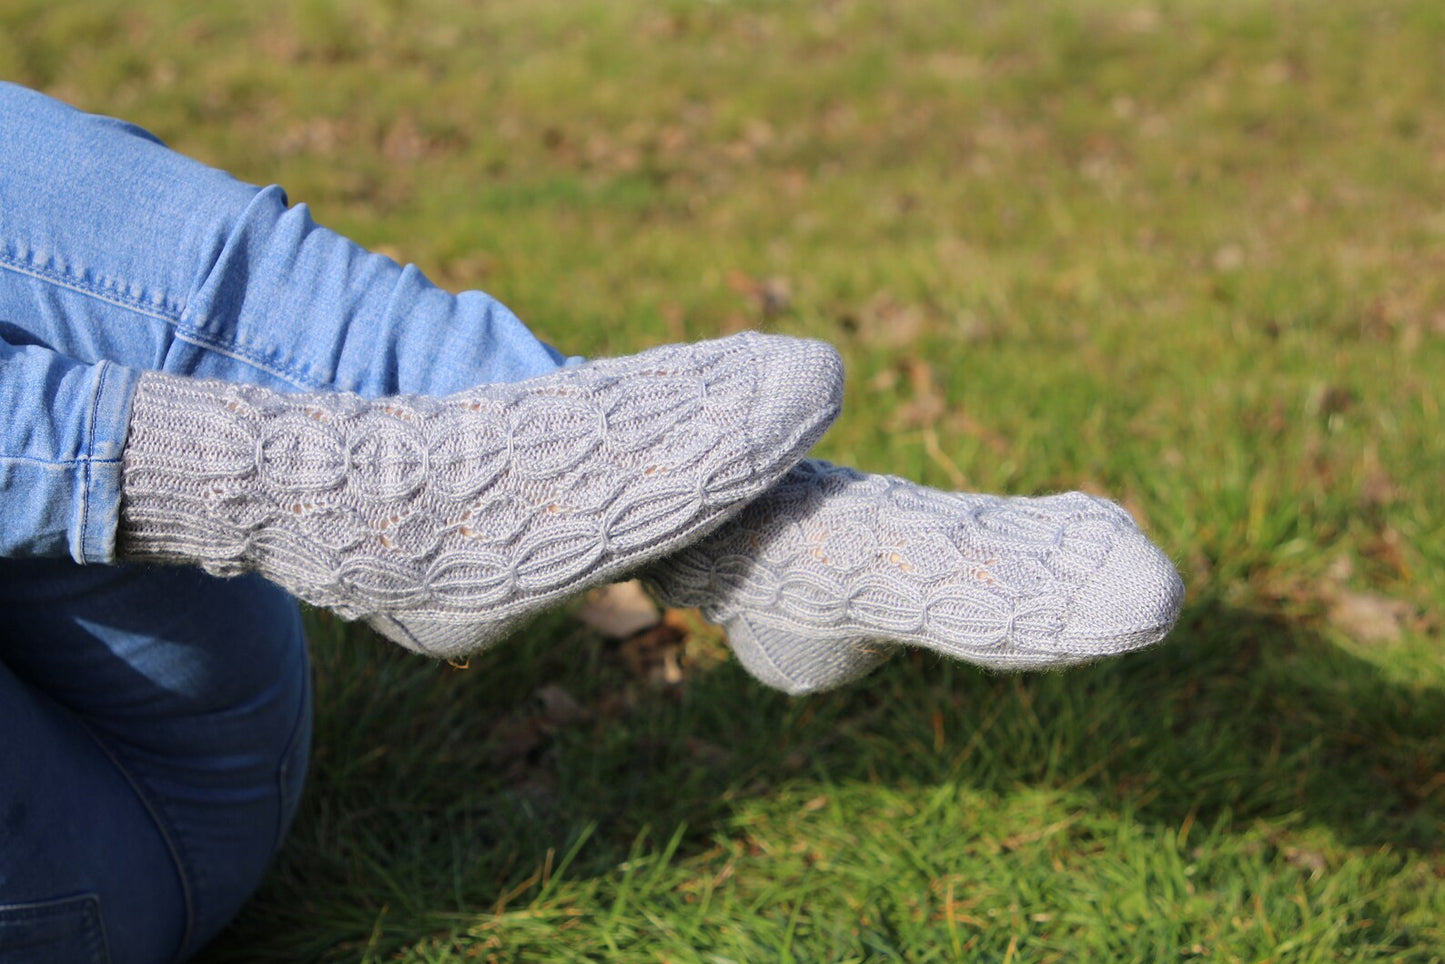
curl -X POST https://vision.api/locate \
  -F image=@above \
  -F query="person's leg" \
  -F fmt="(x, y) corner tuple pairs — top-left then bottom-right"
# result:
(644, 460), (1185, 694)
(116, 333), (842, 657)
(0, 84), (843, 964)
(0, 559), (311, 963)
(0, 80), (568, 399)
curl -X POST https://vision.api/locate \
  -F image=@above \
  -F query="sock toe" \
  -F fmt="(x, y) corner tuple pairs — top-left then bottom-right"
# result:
(1055, 528), (1184, 660)
(732, 338), (844, 492)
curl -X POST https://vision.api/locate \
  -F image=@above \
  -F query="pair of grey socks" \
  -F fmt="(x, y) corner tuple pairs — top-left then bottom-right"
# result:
(118, 332), (1183, 693)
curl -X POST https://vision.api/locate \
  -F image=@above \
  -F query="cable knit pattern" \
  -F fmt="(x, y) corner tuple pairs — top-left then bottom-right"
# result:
(643, 460), (1184, 694)
(118, 333), (843, 657)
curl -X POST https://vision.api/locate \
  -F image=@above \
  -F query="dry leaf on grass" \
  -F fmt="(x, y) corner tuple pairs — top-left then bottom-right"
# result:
(483, 682), (595, 784)
(533, 683), (592, 730)
(616, 621), (687, 686)
(1326, 589), (1413, 644)
(725, 270), (792, 317)
(575, 580), (662, 639)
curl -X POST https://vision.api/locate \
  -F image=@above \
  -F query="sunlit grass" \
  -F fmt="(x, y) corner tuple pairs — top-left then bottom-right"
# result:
(4, 0), (1443, 959)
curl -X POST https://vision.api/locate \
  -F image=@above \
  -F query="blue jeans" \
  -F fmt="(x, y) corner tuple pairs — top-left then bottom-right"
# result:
(0, 83), (567, 962)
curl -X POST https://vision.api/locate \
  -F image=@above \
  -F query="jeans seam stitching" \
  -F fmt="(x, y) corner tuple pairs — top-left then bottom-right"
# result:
(77, 363), (107, 564)
(0, 252), (316, 391)
(71, 718), (196, 963)
(0, 893), (110, 961)
(91, 892), (110, 962)
(273, 645), (312, 853)
(0, 252), (182, 324)
(0, 454), (121, 468)
(172, 329), (318, 391)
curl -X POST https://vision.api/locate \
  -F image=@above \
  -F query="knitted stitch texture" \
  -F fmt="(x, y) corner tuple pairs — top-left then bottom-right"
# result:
(118, 333), (843, 658)
(643, 460), (1184, 694)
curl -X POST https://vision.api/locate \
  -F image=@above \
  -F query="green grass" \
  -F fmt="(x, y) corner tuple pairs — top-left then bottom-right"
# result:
(6, 0), (1445, 960)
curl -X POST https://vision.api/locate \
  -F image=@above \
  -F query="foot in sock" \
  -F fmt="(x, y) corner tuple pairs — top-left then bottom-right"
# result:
(642, 460), (1184, 695)
(118, 333), (843, 658)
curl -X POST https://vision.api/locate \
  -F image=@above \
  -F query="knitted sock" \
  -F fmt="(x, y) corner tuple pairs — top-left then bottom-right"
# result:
(642, 460), (1184, 694)
(118, 333), (843, 658)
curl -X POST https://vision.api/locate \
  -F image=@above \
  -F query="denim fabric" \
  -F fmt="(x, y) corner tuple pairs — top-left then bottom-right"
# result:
(0, 561), (312, 963)
(0, 80), (569, 565)
(0, 83), (569, 961)
(0, 894), (107, 963)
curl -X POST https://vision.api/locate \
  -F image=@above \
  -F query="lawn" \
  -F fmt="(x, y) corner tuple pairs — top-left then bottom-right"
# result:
(4, 0), (1444, 960)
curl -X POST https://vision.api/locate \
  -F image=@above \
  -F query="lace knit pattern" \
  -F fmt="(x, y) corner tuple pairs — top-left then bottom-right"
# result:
(119, 334), (843, 657)
(644, 460), (1184, 694)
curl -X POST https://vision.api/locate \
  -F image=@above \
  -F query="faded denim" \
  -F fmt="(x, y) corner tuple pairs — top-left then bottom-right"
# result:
(0, 83), (566, 962)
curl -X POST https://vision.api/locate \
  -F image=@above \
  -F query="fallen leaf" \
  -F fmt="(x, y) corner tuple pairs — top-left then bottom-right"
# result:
(486, 715), (544, 767)
(725, 270), (792, 317)
(1212, 243), (1244, 272)
(1307, 384), (1356, 418)
(1282, 846), (1328, 880)
(1359, 445), (1397, 508)
(616, 621), (688, 686)
(533, 683), (592, 730)
(686, 737), (733, 769)
(1327, 589), (1412, 644)
(575, 580), (662, 639)
(885, 358), (946, 430)
(858, 293), (925, 348)
(943, 409), (1011, 456)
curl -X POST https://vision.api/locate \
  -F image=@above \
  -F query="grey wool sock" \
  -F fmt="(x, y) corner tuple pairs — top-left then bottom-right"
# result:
(118, 333), (843, 658)
(642, 460), (1184, 695)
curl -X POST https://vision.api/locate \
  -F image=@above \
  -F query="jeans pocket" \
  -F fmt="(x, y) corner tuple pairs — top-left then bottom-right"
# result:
(0, 893), (109, 963)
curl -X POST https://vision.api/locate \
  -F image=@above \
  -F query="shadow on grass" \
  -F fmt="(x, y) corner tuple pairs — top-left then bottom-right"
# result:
(1073, 597), (1443, 851)
(199, 596), (1443, 960)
